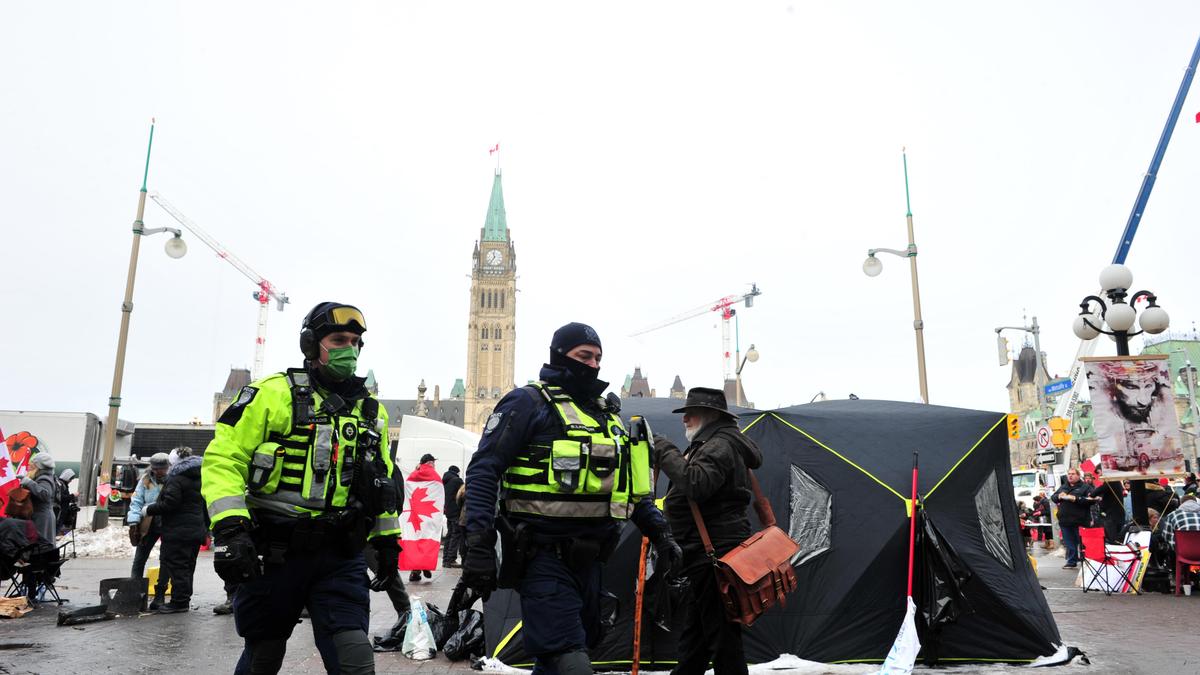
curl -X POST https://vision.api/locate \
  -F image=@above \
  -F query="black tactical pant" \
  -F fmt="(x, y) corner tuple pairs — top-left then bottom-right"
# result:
(443, 520), (466, 566)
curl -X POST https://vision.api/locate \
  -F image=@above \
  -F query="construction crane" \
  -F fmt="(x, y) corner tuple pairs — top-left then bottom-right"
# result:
(148, 192), (290, 381)
(630, 283), (762, 381)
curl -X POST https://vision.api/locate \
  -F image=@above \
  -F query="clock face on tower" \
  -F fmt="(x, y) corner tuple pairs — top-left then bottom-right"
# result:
(486, 249), (503, 266)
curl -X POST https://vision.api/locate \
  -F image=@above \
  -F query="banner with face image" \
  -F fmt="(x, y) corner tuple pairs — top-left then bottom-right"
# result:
(1083, 355), (1186, 480)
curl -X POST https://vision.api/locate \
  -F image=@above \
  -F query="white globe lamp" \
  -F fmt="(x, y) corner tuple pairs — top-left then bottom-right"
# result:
(1139, 305), (1170, 334)
(1099, 264), (1133, 293)
(1105, 303), (1137, 333)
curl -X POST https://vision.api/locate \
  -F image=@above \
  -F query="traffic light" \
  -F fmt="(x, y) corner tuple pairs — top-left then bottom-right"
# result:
(1006, 413), (1020, 439)
(1049, 416), (1072, 448)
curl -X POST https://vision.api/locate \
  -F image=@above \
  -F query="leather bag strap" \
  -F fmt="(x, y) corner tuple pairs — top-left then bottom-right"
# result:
(688, 465), (774, 558)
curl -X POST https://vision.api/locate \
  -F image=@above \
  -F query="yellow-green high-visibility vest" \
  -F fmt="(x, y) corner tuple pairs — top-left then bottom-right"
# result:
(501, 383), (652, 520)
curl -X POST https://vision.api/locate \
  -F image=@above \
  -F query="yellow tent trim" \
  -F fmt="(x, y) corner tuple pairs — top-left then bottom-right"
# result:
(922, 414), (1006, 502)
(492, 620), (522, 658)
(740, 412), (768, 432)
(771, 413), (907, 504)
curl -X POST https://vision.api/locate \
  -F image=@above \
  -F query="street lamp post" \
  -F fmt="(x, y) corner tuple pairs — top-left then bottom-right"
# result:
(98, 121), (187, 514)
(863, 149), (929, 404)
(1071, 263), (1170, 527)
(734, 344), (759, 408)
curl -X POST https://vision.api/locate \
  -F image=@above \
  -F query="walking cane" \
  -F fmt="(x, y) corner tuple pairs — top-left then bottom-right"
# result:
(630, 415), (657, 675)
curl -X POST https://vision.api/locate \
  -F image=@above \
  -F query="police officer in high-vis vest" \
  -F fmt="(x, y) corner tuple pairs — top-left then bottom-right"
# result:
(462, 322), (682, 675)
(203, 302), (402, 675)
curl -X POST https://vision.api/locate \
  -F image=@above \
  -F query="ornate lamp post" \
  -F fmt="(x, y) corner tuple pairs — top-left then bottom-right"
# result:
(1071, 263), (1170, 526)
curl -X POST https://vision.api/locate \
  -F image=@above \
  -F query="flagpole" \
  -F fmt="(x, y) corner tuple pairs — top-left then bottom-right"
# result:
(630, 416), (655, 675)
(907, 450), (919, 598)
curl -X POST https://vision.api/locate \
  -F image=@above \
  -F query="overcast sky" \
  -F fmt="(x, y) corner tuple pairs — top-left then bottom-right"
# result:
(5, 2), (1200, 424)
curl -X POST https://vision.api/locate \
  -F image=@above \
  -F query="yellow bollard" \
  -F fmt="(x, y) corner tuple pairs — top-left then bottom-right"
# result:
(1028, 555), (1038, 577)
(146, 566), (173, 595)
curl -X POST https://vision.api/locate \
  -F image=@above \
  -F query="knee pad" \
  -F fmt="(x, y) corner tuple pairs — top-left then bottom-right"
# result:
(247, 638), (287, 674)
(550, 649), (592, 675)
(331, 629), (375, 675)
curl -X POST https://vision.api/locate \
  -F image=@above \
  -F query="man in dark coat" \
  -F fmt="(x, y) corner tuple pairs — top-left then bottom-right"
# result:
(441, 465), (465, 567)
(1051, 468), (1092, 569)
(1087, 470), (1126, 544)
(653, 387), (763, 675)
(145, 447), (207, 613)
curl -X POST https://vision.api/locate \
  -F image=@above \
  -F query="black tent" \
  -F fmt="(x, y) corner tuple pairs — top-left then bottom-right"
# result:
(484, 399), (1064, 668)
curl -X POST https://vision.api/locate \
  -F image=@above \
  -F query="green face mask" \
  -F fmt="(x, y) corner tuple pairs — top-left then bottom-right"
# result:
(323, 345), (359, 380)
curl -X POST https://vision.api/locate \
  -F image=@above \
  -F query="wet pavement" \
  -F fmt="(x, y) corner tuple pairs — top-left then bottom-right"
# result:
(0, 542), (1194, 674)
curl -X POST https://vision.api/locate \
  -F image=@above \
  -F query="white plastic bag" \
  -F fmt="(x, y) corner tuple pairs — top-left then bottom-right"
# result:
(402, 598), (437, 660)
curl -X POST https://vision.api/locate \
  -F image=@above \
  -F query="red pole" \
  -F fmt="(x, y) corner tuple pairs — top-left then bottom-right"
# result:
(906, 451), (919, 598)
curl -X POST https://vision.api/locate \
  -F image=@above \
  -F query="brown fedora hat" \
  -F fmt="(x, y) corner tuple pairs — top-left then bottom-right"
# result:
(672, 387), (738, 419)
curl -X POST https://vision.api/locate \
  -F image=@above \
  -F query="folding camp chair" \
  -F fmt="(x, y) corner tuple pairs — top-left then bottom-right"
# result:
(1080, 526), (1142, 595)
(4, 541), (70, 605)
(1174, 530), (1200, 596)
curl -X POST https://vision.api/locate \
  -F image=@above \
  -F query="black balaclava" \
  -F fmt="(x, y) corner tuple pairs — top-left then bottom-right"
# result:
(546, 322), (607, 399)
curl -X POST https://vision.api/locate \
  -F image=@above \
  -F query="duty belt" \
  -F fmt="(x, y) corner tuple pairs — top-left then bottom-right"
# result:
(253, 512), (361, 563)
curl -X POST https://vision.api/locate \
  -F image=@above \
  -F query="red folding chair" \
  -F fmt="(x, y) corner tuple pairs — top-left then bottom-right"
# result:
(1081, 526), (1141, 595)
(1174, 530), (1200, 596)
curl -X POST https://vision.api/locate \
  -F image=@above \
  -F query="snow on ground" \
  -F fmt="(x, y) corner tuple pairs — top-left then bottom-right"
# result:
(477, 653), (1089, 675)
(68, 524), (154, 562)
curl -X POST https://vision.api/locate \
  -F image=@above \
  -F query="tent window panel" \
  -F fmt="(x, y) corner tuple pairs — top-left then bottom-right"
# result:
(788, 464), (832, 565)
(975, 470), (1014, 570)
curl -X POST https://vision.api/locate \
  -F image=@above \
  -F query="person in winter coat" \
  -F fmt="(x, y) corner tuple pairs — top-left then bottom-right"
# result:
(1051, 468), (1092, 568)
(20, 453), (58, 553)
(653, 387), (764, 675)
(1087, 470), (1126, 544)
(1029, 492), (1052, 544)
(144, 447), (206, 613)
(441, 464), (465, 568)
(128, 452), (170, 580)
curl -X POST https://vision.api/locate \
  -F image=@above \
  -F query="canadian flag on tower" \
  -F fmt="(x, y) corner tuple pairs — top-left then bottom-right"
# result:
(489, 143), (499, 155)
(399, 461), (445, 571)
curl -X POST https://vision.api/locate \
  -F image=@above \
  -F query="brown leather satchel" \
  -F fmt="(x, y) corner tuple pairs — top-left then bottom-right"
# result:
(688, 469), (800, 626)
(5, 487), (33, 520)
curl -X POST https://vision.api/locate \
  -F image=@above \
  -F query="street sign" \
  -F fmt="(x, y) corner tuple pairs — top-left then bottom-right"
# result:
(1036, 451), (1057, 465)
(1044, 379), (1072, 397)
(1036, 426), (1051, 450)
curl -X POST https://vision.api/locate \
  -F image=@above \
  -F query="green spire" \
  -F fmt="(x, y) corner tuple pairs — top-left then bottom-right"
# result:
(482, 170), (508, 242)
(902, 147), (912, 218)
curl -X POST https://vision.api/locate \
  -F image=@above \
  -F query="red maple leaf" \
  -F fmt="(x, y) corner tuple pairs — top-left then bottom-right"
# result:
(406, 486), (440, 530)
(0, 457), (8, 474)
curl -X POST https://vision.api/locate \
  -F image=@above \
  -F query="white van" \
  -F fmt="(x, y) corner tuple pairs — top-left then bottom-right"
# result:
(1012, 467), (1049, 507)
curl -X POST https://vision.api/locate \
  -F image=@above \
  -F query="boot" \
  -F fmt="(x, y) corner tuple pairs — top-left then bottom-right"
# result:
(422, 570), (432, 579)
(409, 571), (421, 583)
(149, 592), (165, 611)
(156, 600), (190, 614)
(213, 591), (234, 615)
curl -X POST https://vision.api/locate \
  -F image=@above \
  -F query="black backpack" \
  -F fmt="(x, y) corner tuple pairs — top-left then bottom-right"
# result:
(55, 478), (79, 533)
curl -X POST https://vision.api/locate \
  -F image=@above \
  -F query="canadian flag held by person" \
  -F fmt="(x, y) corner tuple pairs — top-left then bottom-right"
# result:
(399, 460), (444, 571)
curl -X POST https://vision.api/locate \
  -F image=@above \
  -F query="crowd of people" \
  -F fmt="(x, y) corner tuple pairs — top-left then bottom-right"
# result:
(1020, 464), (1200, 592)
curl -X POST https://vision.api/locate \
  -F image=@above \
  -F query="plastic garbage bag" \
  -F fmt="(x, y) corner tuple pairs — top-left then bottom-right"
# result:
(402, 598), (437, 660)
(443, 609), (485, 661)
(423, 601), (451, 650)
(372, 609), (411, 652)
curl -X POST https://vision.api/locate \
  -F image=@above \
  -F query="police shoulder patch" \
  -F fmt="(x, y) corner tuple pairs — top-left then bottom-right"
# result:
(483, 412), (504, 435)
(218, 386), (259, 426)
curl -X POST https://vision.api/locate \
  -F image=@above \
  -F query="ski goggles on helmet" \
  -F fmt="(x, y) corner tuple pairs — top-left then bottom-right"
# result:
(310, 304), (367, 334)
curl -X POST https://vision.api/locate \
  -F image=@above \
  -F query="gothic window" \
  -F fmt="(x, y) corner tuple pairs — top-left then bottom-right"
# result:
(492, 387), (501, 398)
(500, 291), (505, 309)
(481, 327), (488, 339)
(481, 344), (488, 351)
(493, 327), (502, 339)
(478, 387), (487, 398)
(480, 291), (485, 308)
(494, 344), (501, 351)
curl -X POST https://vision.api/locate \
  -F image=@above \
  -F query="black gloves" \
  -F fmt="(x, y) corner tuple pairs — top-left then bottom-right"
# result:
(370, 537), (401, 591)
(212, 517), (260, 584)
(652, 434), (678, 468)
(462, 530), (498, 601)
(652, 530), (683, 577)
(128, 525), (141, 546)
